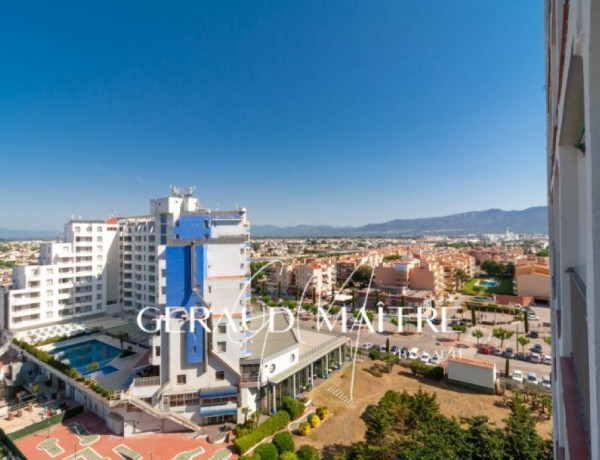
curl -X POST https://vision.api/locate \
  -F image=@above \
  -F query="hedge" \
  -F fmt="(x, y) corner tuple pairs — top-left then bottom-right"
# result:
(272, 431), (295, 454)
(296, 445), (320, 460)
(8, 405), (84, 441)
(234, 410), (291, 454)
(409, 361), (444, 381)
(254, 443), (278, 460)
(280, 397), (305, 420)
(12, 339), (113, 399)
(463, 302), (520, 315)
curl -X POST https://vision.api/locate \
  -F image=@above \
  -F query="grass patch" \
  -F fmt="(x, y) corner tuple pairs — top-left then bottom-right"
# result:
(463, 278), (513, 296)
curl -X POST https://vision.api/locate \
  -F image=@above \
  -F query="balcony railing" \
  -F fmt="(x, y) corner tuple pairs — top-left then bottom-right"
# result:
(566, 266), (590, 446)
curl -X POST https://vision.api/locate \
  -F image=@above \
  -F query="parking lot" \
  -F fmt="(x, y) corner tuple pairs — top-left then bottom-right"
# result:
(294, 301), (552, 386)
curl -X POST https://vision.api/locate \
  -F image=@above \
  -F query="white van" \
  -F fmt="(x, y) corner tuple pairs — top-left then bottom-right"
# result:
(408, 347), (419, 360)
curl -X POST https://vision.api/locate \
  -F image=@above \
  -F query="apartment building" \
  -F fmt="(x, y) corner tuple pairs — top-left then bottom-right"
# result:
(4, 188), (350, 433)
(294, 262), (335, 298)
(408, 261), (445, 294)
(513, 260), (551, 301)
(546, 0), (599, 457)
(0, 221), (119, 331)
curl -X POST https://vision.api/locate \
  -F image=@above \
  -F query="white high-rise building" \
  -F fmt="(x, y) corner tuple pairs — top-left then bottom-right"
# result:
(3, 188), (349, 433)
(0, 220), (119, 331)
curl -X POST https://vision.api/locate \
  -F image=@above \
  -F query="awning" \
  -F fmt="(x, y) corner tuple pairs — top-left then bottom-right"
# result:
(199, 403), (238, 417)
(199, 386), (238, 399)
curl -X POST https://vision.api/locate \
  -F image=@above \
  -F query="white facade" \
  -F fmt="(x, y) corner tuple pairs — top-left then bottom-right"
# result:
(1, 221), (118, 331)
(546, 0), (600, 457)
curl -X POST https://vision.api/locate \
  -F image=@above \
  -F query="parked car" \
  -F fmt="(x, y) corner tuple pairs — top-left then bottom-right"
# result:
(430, 353), (441, 365)
(390, 345), (399, 355)
(529, 331), (539, 339)
(479, 345), (492, 355)
(530, 353), (541, 364)
(408, 347), (419, 360)
(378, 344), (387, 353)
(528, 314), (540, 321)
(532, 343), (543, 354)
(516, 352), (527, 361)
(362, 342), (373, 350)
(543, 355), (552, 365)
(432, 317), (442, 325)
(420, 351), (431, 363)
(541, 375), (551, 389)
(400, 347), (409, 358)
(492, 347), (503, 357)
(512, 370), (524, 383)
(527, 372), (539, 385)
(504, 347), (516, 359)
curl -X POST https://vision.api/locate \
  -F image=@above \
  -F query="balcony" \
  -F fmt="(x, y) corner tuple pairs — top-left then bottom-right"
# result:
(565, 267), (590, 450)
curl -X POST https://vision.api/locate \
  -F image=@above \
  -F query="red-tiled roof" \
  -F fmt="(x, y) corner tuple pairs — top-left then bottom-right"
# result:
(106, 218), (118, 224)
(448, 356), (495, 370)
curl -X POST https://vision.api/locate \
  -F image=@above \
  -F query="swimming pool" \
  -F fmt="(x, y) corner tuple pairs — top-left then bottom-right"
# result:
(477, 279), (499, 288)
(49, 340), (121, 375)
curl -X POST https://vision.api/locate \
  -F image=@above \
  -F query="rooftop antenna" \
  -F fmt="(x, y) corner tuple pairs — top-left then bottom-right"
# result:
(170, 185), (195, 198)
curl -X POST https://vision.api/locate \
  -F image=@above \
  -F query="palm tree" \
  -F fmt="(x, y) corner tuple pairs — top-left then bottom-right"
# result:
(114, 332), (130, 353)
(241, 407), (251, 425)
(472, 329), (484, 345)
(492, 327), (514, 348)
(452, 324), (467, 341)
(252, 409), (263, 429)
(517, 336), (530, 353)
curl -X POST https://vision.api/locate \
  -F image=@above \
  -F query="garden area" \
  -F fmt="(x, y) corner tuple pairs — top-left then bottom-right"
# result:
(234, 396), (330, 460)
(462, 277), (514, 296)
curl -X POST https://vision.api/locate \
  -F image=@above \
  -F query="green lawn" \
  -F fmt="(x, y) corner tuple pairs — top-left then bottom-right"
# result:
(462, 278), (513, 296)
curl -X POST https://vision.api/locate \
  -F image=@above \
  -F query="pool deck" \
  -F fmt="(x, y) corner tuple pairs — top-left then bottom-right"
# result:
(38, 334), (148, 391)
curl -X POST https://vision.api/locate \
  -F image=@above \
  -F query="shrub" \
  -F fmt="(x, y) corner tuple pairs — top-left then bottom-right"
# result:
(279, 452), (298, 460)
(234, 411), (291, 454)
(409, 361), (444, 381)
(298, 422), (311, 436)
(272, 431), (295, 454)
(235, 424), (251, 437)
(254, 443), (278, 460)
(369, 348), (380, 360)
(316, 406), (329, 420)
(308, 414), (320, 428)
(280, 396), (305, 420)
(296, 445), (319, 460)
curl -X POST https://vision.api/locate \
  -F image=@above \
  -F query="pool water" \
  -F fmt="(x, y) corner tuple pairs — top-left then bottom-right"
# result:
(478, 280), (499, 288)
(50, 340), (121, 375)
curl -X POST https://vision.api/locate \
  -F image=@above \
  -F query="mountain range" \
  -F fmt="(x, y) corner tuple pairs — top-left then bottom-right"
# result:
(251, 206), (548, 237)
(0, 206), (548, 240)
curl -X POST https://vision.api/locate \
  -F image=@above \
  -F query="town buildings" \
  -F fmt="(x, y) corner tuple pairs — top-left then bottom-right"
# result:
(546, 0), (599, 457)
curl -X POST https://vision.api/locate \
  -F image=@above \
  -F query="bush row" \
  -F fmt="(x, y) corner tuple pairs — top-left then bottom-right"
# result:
(234, 410), (291, 454)
(12, 339), (113, 399)
(280, 396), (305, 420)
(463, 302), (520, 314)
(409, 361), (444, 381)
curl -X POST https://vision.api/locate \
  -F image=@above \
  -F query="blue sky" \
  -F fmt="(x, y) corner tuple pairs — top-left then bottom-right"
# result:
(0, 1), (546, 230)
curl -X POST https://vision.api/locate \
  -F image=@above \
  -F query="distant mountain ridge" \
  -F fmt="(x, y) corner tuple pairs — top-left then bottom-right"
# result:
(252, 206), (548, 237)
(0, 228), (61, 240)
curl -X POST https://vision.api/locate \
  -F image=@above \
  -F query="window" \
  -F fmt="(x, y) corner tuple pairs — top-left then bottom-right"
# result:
(46, 279), (53, 286)
(46, 290), (52, 296)
(96, 246), (102, 252)
(96, 303), (102, 310)
(177, 374), (186, 385)
(218, 324), (226, 334)
(217, 342), (227, 353)
(204, 220), (209, 229)
(97, 256), (102, 261)
(155, 346), (160, 357)
(46, 312), (53, 318)
(97, 236), (103, 242)
(97, 294), (102, 300)
(216, 371), (225, 381)
(208, 285), (212, 294)
(74, 226), (80, 233)
(97, 226), (102, 232)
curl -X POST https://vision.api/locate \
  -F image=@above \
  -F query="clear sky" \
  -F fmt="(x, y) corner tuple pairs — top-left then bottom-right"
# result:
(0, 1), (546, 230)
